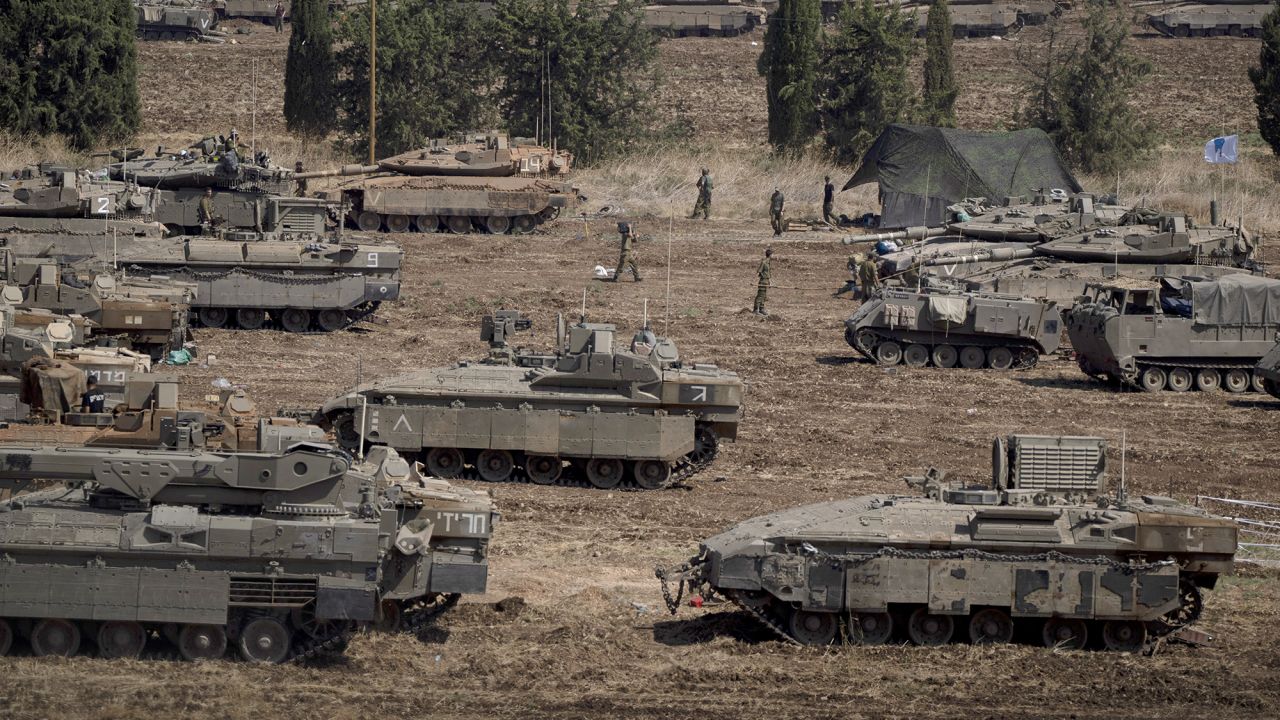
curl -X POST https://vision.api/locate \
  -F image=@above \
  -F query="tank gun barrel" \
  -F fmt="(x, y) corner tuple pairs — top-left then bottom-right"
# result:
(293, 164), (381, 181)
(841, 226), (945, 246)
(921, 247), (1037, 266)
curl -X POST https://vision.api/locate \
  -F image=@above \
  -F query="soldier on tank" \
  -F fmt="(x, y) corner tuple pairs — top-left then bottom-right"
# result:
(823, 176), (836, 225)
(858, 253), (881, 299)
(691, 168), (712, 220)
(295, 161), (308, 197)
(833, 254), (860, 299)
(753, 247), (773, 315)
(198, 188), (217, 234)
(613, 222), (642, 282)
(275, 2), (285, 33)
(770, 188), (785, 236)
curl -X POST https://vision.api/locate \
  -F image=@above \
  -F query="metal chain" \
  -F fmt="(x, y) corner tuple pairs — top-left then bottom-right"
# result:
(795, 543), (1177, 574)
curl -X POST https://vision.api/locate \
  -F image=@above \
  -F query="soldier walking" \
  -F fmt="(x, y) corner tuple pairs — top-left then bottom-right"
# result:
(822, 176), (835, 225)
(769, 188), (785, 236)
(691, 168), (712, 220)
(753, 247), (773, 315)
(275, 2), (286, 33)
(858, 253), (881, 299)
(613, 222), (642, 282)
(198, 188), (217, 234)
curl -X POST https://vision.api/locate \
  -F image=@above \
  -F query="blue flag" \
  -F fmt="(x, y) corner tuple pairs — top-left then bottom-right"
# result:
(1204, 134), (1238, 164)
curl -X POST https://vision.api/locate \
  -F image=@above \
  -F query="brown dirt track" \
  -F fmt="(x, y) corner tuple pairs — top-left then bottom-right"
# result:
(4, 23), (1280, 720)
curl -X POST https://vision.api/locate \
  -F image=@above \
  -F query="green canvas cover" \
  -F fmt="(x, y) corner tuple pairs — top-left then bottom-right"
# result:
(1191, 274), (1280, 327)
(844, 124), (1082, 228)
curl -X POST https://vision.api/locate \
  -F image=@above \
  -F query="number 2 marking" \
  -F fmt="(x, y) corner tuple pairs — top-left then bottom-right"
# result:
(94, 197), (111, 215)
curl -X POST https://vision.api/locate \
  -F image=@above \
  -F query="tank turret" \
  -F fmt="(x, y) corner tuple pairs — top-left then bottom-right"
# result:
(658, 435), (1237, 650)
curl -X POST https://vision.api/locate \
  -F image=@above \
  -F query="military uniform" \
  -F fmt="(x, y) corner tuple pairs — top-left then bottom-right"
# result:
(614, 224), (642, 282)
(754, 251), (772, 314)
(692, 171), (712, 220)
(858, 255), (881, 299)
(198, 194), (216, 233)
(834, 255), (859, 298)
(770, 190), (785, 236)
(823, 179), (835, 224)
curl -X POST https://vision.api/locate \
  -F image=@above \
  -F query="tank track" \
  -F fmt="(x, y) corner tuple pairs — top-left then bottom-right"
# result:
(288, 622), (356, 664)
(724, 591), (800, 646)
(1121, 360), (1271, 393)
(441, 450), (713, 491)
(849, 328), (1041, 370)
(402, 593), (462, 634)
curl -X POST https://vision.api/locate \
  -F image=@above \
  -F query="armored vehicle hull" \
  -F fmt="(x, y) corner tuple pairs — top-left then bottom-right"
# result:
(1146, 2), (1267, 37)
(845, 287), (1060, 369)
(659, 435), (1236, 650)
(643, 2), (767, 36)
(318, 311), (743, 490)
(1067, 277), (1280, 392)
(1256, 340), (1280, 398)
(136, 1), (225, 42)
(0, 441), (495, 662)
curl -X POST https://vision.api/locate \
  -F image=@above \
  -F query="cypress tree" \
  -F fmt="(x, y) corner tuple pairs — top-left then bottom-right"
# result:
(758, 0), (822, 155)
(0, 0), (140, 149)
(817, 0), (916, 163)
(921, 0), (958, 127)
(285, 0), (336, 139)
(1249, 1), (1280, 155)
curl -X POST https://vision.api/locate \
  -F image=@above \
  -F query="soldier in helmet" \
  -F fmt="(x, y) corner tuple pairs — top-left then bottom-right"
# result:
(613, 222), (642, 282)
(769, 187), (785, 236)
(691, 168), (712, 220)
(858, 252), (881, 300)
(198, 188), (217, 234)
(753, 247), (773, 315)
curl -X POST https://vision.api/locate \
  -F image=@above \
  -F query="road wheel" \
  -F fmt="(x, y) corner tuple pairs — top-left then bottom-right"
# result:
(846, 612), (893, 646)
(238, 617), (292, 664)
(31, 618), (81, 657)
(198, 307), (228, 329)
(1251, 371), (1267, 393)
(279, 308), (311, 333)
(316, 308), (348, 332)
(415, 214), (439, 232)
(476, 449), (515, 482)
(787, 610), (837, 646)
(356, 210), (382, 232)
(98, 621), (147, 659)
(512, 215), (537, 234)
(425, 448), (464, 479)
(484, 215), (512, 234)
(0, 619), (12, 656)
(446, 215), (472, 234)
(385, 214), (411, 233)
(1101, 620), (1146, 652)
(525, 455), (562, 485)
(585, 458), (625, 489)
(1223, 369), (1250, 393)
(1195, 368), (1220, 392)
(987, 346), (1014, 371)
(1167, 367), (1193, 392)
(632, 460), (672, 490)
(968, 609), (1013, 645)
(375, 599), (403, 633)
(903, 343), (929, 368)
(959, 346), (985, 369)
(236, 308), (267, 330)
(931, 344), (958, 369)
(1140, 366), (1167, 392)
(907, 608), (953, 646)
(1041, 618), (1088, 650)
(874, 340), (902, 366)
(178, 624), (226, 661)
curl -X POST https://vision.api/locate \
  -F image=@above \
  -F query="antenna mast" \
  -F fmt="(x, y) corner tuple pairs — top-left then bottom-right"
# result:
(665, 204), (673, 334)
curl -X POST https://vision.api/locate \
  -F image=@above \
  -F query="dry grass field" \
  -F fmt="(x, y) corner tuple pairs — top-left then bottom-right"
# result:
(2, 20), (1280, 720)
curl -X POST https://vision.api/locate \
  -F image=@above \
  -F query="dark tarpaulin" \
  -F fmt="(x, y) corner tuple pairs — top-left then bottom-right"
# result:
(844, 124), (1082, 228)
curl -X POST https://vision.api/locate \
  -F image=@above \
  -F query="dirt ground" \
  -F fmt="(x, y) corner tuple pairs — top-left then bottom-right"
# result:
(4, 22), (1280, 720)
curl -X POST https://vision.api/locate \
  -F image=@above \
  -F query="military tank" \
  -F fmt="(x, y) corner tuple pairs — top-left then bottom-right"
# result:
(316, 310), (743, 489)
(658, 434), (1237, 650)
(0, 429), (496, 661)
(1066, 276), (1280, 392)
(845, 287), (1061, 369)
(0, 162), (167, 246)
(301, 133), (576, 234)
(135, 0), (226, 42)
(1145, 0), (1268, 37)
(643, 0), (767, 36)
(102, 235), (402, 332)
(1256, 341), (1280, 399)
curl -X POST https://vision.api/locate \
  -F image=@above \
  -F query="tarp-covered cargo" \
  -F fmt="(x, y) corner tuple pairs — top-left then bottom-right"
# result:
(1191, 274), (1280, 326)
(844, 124), (1082, 228)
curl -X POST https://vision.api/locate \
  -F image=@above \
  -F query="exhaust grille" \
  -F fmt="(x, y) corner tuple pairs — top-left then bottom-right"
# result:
(229, 577), (317, 607)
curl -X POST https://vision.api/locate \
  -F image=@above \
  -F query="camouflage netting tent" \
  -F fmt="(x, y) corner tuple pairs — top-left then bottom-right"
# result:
(844, 124), (1082, 228)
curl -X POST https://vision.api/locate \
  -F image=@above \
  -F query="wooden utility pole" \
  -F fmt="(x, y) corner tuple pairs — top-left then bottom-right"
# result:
(368, 0), (377, 164)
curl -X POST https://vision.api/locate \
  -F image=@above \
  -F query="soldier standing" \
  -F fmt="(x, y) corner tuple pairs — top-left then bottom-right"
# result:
(833, 254), (860, 298)
(858, 253), (881, 299)
(753, 247), (773, 315)
(294, 160), (308, 197)
(198, 188), (217, 234)
(275, 2), (286, 33)
(613, 222), (642, 282)
(823, 176), (835, 225)
(691, 168), (712, 220)
(769, 188), (785, 236)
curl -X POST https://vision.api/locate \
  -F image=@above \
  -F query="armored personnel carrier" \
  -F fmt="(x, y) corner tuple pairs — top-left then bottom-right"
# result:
(104, 235), (401, 332)
(0, 429), (496, 661)
(1066, 276), (1280, 392)
(658, 434), (1237, 650)
(302, 133), (575, 234)
(643, 0), (767, 36)
(1146, 0), (1268, 37)
(316, 310), (743, 489)
(845, 287), (1061, 369)
(135, 0), (225, 42)
(1256, 341), (1280, 399)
